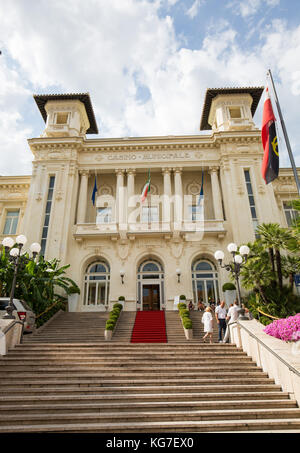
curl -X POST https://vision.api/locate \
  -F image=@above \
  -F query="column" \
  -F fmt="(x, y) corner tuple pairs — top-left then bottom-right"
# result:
(77, 170), (89, 224)
(173, 167), (183, 230)
(127, 168), (136, 227)
(209, 167), (223, 220)
(115, 169), (125, 227)
(162, 167), (172, 227)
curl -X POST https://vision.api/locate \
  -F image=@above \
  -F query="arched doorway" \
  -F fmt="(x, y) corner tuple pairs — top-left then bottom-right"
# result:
(191, 259), (219, 306)
(137, 259), (164, 310)
(83, 260), (110, 309)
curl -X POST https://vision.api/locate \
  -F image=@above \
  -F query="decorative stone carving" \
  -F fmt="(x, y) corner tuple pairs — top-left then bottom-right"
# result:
(187, 180), (201, 196)
(99, 184), (113, 196)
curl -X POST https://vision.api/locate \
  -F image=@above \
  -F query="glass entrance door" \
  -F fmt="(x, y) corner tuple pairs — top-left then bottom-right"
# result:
(142, 284), (160, 310)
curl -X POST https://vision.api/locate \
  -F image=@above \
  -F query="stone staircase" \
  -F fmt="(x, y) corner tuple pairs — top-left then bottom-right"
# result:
(189, 311), (220, 343)
(164, 311), (187, 342)
(1, 312), (300, 432)
(111, 311), (136, 342)
(23, 312), (109, 343)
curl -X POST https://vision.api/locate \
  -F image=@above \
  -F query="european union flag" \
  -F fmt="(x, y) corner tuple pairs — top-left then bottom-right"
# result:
(91, 175), (98, 206)
(197, 169), (204, 206)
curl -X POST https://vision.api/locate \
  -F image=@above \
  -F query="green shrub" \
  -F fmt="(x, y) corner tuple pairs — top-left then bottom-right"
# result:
(222, 282), (236, 291)
(178, 302), (186, 310)
(118, 296), (125, 301)
(179, 295), (186, 300)
(113, 303), (123, 310)
(182, 318), (192, 329)
(105, 321), (115, 330)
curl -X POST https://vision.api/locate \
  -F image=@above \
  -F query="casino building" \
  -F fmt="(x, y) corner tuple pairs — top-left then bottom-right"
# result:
(0, 87), (298, 311)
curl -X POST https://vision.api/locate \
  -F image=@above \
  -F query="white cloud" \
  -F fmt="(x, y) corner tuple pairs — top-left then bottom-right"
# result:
(229, 0), (280, 17)
(0, 0), (299, 175)
(185, 0), (202, 19)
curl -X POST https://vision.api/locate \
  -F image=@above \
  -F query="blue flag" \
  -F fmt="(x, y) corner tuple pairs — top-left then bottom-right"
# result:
(91, 175), (98, 206)
(197, 169), (204, 206)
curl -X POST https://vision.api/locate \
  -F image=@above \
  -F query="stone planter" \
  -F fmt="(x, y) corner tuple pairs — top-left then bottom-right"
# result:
(184, 327), (193, 340)
(104, 329), (113, 341)
(68, 294), (79, 312)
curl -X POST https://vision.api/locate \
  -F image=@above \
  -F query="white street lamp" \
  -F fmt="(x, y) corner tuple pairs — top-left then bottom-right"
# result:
(120, 269), (125, 284)
(227, 243), (238, 254)
(16, 235), (27, 246)
(9, 248), (20, 257)
(176, 268), (181, 283)
(239, 245), (250, 256)
(2, 237), (15, 249)
(30, 243), (41, 255)
(214, 250), (225, 263)
(234, 254), (243, 264)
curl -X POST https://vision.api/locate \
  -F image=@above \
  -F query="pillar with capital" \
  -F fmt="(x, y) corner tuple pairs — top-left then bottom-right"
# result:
(162, 167), (172, 229)
(77, 170), (89, 223)
(173, 167), (183, 230)
(127, 168), (136, 227)
(209, 166), (223, 220)
(115, 169), (125, 228)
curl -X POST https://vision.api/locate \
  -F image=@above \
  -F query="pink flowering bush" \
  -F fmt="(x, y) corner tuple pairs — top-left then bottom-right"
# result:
(263, 313), (300, 342)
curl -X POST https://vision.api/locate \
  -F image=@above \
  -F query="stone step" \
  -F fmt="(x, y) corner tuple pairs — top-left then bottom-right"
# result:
(1, 418), (300, 433)
(0, 376), (272, 387)
(0, 391), (290, 406)
(0, 363), (259, 373)
(0, 398), (296, 415)
(1, 407), (300, 427)
(0, 383), (281, 396)
(0, 354), (250, 364)
(0, 370), (267, 381)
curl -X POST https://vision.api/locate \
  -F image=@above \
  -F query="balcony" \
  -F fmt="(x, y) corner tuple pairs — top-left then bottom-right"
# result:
(73, 219), (226, 241)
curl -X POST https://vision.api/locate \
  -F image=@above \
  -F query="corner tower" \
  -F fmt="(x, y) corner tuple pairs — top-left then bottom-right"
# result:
(200, 87), (264, 132)
(33, 93), (98, 137)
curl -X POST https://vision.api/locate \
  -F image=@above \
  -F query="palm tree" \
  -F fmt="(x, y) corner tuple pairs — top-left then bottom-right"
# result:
(256, 223), (296, 290)
(282, 255), (300, 290)
(240, 243), (274, 304)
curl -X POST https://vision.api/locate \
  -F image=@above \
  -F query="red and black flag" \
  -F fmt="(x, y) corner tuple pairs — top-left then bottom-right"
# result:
(261, 87), (279, 184)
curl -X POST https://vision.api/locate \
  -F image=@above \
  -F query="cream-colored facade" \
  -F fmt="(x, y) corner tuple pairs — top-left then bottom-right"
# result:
(0, 88), (299, 312)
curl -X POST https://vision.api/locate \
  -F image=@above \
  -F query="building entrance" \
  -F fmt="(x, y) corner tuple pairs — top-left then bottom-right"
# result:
(137, 259), (165, 310)
(142, 284), (160, 310)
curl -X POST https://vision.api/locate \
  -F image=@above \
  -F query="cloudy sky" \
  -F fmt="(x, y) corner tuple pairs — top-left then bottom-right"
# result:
(0, 0), (300, 175)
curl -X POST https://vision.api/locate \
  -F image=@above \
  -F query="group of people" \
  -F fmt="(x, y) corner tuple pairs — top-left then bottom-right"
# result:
(201, 300), (240, 344)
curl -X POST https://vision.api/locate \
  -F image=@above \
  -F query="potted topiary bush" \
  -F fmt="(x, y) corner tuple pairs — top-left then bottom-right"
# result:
(178, 304), (193, 340)
(222, 282), (236, 307)
(179, 295), (186, 303)
(104, 303), (123, 340)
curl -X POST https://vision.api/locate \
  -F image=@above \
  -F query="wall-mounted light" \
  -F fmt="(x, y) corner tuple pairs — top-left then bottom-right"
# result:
(120, 269), (125, 284)
(176, 268), (181, 283)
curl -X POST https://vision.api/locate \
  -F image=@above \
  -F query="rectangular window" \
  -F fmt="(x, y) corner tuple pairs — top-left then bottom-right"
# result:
(3, 210), (19, 235)
(142, 206), (159, 223)
(229, 107), (242, 119)
(244, 170), (259, 238)
(40, 176), (55, 256)
(56, 113), (69, 124)
(97, 207), (112, 224)
(283, 202), (298, 227)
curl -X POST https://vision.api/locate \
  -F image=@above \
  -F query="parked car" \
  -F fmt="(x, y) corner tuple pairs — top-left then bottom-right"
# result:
(0, 298), (36, 333)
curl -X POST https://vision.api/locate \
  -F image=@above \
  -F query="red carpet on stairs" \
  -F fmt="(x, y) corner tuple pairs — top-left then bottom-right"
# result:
(130, 311), (167, 343)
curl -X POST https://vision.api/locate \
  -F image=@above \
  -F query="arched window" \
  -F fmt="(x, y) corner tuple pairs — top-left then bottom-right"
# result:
(191, 259), (219, 306)
(84, 260), (110, 306)
(137, 259), (164, 310)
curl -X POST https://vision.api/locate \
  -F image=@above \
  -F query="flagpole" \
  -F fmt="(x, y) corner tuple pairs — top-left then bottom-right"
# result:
(267, 69), (300, 196)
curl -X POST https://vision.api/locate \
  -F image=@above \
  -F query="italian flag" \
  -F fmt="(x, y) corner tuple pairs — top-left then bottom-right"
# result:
(141, 170), (151, 203)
